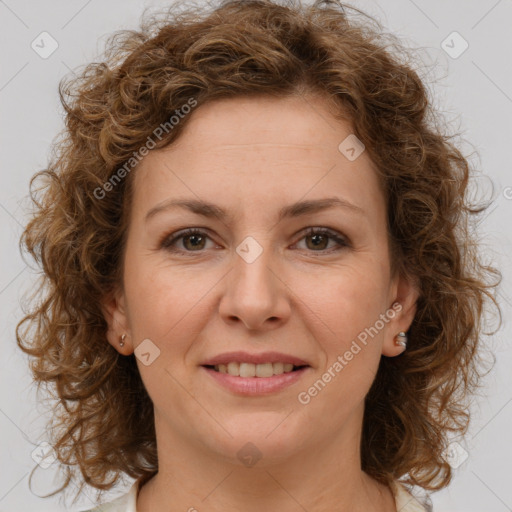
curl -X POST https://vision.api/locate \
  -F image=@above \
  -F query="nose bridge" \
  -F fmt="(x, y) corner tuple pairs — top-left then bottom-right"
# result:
(220, 232), (286, 329)
(233, 233), (275, 297)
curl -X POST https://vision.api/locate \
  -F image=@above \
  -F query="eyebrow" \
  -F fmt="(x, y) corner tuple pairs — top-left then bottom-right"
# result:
(145, 196), (365, 224)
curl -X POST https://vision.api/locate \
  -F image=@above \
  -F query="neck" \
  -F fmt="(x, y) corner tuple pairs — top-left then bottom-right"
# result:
(136, 406), (396, 512)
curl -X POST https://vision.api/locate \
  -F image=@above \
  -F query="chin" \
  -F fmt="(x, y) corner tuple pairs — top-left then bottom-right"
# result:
(199, 414), (310, 466)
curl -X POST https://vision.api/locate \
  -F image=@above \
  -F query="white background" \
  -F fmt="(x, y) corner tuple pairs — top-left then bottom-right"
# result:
(1, 0), (511, 510)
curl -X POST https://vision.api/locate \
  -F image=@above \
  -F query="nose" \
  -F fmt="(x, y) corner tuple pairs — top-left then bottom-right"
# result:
(218, 237), (290, 332)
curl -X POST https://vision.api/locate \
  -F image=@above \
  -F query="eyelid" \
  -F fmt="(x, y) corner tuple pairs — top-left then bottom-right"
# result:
(159, 226), (351, 254)
(159, 227), (215, 251)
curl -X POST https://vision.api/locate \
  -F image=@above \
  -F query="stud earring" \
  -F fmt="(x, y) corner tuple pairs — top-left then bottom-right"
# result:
(119, 333), (126, 347)
(394, 331), (407, 349)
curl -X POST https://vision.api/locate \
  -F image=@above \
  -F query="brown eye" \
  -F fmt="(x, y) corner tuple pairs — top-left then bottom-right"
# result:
(296, 227), (350, 253)
(160, 229), (213, 253)
(160, 227), (350, 256)
(305, 232), (329, 250)
(181, 232), (206, 251)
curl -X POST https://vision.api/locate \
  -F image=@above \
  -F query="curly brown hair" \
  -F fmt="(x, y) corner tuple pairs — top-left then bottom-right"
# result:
(16, 0), (501, 506)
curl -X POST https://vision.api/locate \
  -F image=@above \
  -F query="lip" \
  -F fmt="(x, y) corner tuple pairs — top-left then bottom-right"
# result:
(200, 351), (310, 366)
(201, 365), (310, 395)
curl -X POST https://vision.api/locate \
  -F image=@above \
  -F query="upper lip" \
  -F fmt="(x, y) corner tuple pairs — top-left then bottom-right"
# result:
(201, 351), (310, 366)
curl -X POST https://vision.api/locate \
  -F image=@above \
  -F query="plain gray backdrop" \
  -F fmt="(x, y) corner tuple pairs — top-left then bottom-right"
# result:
(1, 0), (511, 510)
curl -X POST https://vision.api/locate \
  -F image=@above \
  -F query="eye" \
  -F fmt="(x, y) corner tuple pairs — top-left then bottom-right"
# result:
(294, 227), (350, 253)
(160, 228), (215, 253)
(160, 227), (350, 255)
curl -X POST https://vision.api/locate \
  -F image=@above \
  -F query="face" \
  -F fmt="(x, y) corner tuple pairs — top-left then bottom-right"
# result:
(103, 94), (418, 466)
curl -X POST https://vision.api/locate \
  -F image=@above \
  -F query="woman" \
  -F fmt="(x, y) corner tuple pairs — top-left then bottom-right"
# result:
(16, 0), (501, 511)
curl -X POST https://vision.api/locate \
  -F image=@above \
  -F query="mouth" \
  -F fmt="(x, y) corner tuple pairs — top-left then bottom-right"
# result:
(202, 362), (309, 378)
(201, 362), (311, 395)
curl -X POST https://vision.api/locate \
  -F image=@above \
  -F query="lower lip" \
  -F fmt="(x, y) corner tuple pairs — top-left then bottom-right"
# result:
(201, 366), (310, 395)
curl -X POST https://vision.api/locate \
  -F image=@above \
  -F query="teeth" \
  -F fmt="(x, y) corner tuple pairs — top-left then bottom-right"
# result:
(227, 362), (239, 376)
(273, 362), (284, 375)
(240, 362), (256, 377)
(255, 363), (273, 377)
(213, 362), (300, 377)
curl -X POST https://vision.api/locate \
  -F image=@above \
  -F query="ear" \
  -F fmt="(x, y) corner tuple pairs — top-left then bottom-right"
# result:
(381, 271), (420, 357)
(101, 286), (133, 355)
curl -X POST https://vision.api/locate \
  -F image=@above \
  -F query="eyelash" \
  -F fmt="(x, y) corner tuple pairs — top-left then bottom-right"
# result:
(159, 227), (350, 256)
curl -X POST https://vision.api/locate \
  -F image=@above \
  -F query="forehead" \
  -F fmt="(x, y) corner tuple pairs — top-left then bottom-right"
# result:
(168, 94), (351, 152)
(131, 94), (385, 222)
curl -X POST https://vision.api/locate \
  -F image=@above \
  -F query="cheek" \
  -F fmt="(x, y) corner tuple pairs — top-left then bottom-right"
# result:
(292, 270), (389, 428)
(123, 253), (216, 347)
(301, 271), (389, 410)
(296, 261), (390, 357)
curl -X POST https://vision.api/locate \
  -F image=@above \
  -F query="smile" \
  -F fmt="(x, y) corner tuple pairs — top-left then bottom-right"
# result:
(201, 364), (310, 395)
(207, 362), (307, 377)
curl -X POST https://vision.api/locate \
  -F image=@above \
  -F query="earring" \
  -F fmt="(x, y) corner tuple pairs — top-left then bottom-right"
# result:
(119, 333), (126, 347)
(394, 331), (407, 349)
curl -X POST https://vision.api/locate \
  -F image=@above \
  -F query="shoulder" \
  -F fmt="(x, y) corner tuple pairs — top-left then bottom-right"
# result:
(390, 480), (434, 512)
(79, 479), (140, 512)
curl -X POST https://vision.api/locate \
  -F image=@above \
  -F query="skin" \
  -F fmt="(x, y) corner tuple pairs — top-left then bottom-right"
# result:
(102, 93), (419, 512)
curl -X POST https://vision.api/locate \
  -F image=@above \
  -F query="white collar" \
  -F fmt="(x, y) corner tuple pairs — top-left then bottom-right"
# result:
(118, 477), (429, 512)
